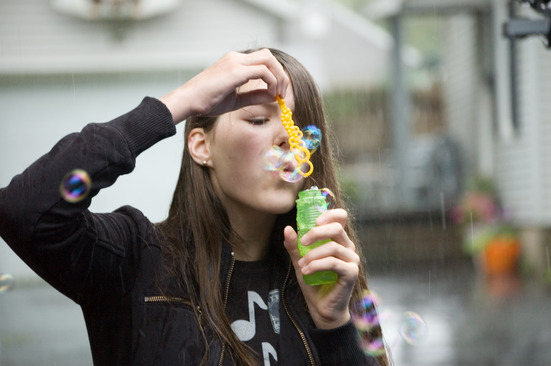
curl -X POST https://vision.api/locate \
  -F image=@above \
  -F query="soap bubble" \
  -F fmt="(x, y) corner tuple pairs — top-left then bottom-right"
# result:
(352, 291), (386, 356)
(278, 151), (304, 183)
(358, 337), (386, 357)
(399, 311), (428, 345)
(264, 147), (285, 171)
(352, 300), (379, 331)
(264, 147), (306, 183)
(352, 291), (381, 330)
(0, 273), (15, 294)
(378, 306), (401, 350)
(316, 188), (336, 212)
(302, 125), (322, 153)
(60, 169), (92, 203)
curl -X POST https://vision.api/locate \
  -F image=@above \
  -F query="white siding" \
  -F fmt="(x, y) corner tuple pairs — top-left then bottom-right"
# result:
(440, 14), (479, 173)
(0, 0), (396, 89)
(0, 0), (280, 74)
(535, 38), (551, 222)
(495, 27), (551, 225)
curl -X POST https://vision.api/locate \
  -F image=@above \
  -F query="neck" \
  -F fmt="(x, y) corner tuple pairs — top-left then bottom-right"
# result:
(227, 209), (277, 262)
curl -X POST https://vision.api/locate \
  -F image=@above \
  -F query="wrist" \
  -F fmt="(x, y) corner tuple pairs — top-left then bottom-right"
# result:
(159, 88), (193, 125)
(313, 311), (351, 330)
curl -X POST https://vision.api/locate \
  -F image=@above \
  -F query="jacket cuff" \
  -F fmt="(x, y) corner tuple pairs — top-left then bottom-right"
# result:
(110, 96), (176, 157)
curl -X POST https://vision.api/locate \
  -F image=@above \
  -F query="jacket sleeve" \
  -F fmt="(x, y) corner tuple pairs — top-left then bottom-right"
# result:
(310, 321), (381, 366)
(0, 97), (176, 303)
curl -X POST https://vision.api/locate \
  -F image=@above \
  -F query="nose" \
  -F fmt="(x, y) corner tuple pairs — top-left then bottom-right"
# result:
(274, 121), (290, 150)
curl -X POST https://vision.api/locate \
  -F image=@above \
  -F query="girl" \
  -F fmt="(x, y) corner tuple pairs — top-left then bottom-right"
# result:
(0, 48), (387, 365)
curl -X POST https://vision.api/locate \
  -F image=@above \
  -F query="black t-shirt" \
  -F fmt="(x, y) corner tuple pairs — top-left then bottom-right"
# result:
(226, 259), (280, 366)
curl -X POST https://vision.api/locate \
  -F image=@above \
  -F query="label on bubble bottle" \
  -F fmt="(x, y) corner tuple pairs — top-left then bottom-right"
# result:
(296, 187), (338, 286)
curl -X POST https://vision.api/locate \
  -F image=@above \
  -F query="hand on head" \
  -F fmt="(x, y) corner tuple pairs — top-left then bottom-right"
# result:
(160, 49), (291, 124)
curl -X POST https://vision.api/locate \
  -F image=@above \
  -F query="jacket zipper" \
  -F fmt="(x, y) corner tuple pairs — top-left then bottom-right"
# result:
(218, 251), (235, 366)
(282, 261), (316, 366)
(144, 295), (203, 323)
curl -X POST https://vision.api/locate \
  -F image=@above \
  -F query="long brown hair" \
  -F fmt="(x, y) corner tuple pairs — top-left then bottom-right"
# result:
(157, 48), (388, 365)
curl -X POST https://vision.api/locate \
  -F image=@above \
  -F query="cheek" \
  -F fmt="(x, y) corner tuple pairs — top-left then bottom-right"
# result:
(216, 136), (266, 183)
(232, 133), (268, 166)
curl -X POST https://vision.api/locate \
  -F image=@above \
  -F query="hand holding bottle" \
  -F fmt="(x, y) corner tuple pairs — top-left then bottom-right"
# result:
(283, 204), (360, 330)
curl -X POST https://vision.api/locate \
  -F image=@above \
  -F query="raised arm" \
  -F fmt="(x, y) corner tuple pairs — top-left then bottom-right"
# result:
(160, 49), (290, 123)
(0, 49), (290, 301)
(0, 97), (176, 301)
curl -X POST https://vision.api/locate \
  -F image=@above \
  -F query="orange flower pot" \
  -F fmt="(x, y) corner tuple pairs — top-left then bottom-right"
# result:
(481, 237), (521, 276)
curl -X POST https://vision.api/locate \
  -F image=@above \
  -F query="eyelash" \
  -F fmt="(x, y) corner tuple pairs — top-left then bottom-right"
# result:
(247, 117), (269, 125)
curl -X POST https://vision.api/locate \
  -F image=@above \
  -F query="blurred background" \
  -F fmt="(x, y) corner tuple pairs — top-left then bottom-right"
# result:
(1, 0), (551, 365)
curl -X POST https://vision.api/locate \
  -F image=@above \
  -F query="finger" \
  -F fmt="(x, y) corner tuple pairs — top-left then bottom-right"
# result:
(299, 222), (356, 252)
(241, 49), (290, 98)
(299, 242), (360, 269)
(316, 208), (348, 227)
(302, 256), (360, 281)
(230, 64), (278, 98)
(283, 225), (301, 266)
(300, 246), (360, 279)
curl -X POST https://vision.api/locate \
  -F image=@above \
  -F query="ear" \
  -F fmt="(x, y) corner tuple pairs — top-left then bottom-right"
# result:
(188, 127), (211, 167)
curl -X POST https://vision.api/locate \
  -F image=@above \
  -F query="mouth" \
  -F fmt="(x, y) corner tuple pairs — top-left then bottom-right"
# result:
(264, 146), (305, 183)
(281, 160), (297, 174)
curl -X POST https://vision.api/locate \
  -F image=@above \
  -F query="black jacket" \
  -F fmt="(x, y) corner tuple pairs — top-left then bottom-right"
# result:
(0, 97), (379, 365)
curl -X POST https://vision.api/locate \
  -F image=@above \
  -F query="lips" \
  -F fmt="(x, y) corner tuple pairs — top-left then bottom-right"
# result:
(282, 159), (297, 174)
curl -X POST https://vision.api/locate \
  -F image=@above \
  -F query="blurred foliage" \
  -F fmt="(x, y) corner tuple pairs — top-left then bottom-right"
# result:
(323, 88), (389, 162)
(322, 84), (444, 162)
(323, 88), (387, 122)
(338, 173), (361, 206)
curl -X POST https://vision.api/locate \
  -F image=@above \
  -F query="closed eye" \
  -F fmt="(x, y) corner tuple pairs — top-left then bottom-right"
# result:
(247, 117), (269, 125)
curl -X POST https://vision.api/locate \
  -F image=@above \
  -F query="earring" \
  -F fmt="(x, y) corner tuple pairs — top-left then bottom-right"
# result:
(202, 160), (207, 167)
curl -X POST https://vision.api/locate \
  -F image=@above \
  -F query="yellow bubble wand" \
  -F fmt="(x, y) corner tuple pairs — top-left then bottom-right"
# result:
(276, 95), (314, 177)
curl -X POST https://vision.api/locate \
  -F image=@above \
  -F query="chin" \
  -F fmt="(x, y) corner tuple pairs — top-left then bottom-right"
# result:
(265, 198), (295, 214)
(265, 194), (297, 215)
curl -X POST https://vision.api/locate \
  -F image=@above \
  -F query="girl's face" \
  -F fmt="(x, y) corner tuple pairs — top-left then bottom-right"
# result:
(207, 80), (305, 217)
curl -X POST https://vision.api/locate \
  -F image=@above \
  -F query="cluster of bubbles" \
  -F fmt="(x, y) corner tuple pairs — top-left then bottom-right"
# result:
(264, 125), (322, 183)
(352, 290), (428, 356)
(59, 169), (92, 203)
(0, 273), (15, 294)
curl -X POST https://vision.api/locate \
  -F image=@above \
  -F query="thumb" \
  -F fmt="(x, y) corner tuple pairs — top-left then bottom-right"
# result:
(283, 225), (302, 267)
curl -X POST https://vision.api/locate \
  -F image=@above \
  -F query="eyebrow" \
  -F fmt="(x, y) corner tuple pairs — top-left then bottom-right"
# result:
(241, 102), (281, 116)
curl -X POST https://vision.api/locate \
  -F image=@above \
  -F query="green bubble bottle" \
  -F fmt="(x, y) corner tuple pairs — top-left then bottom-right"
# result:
(296, 186), (338, 286)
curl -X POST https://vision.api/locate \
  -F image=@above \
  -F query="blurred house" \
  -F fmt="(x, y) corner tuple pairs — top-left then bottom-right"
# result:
(0, 0), (409, 276)
(366, 0), (551, 274)
(0, 0), (419, 87)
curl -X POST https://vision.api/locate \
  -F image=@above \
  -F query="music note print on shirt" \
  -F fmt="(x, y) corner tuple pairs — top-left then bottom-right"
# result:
(268, 289), (280, 334)
(262, 342), (278, 366)
(230, 289), (281, 365)
(231, 291), (268, 341)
